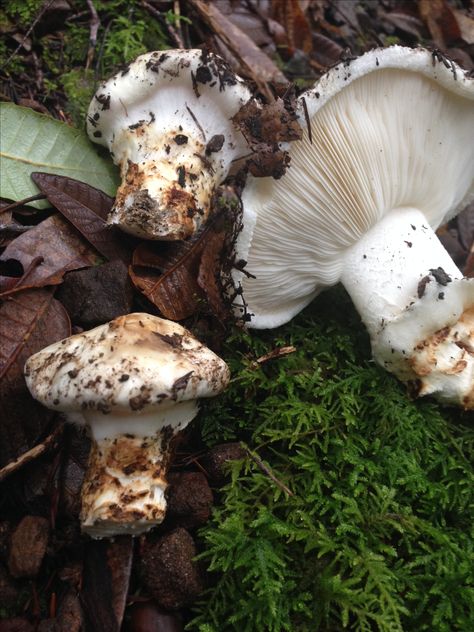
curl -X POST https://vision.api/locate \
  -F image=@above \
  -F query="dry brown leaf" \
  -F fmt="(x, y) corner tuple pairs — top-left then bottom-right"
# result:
(0, 288), (71, 466)
(131, 188), (241, 322)
(130, 239), (203, 321)
(0, 214), (101, 295)
(130, 213), (228, 321)
(418, 0), (461, 48)
(188, 0), (287, 84)
(453, 9), (474, 45)
(81, 537), (133, 631)
(31, 173), (131, 263)
(272, 0), (313, 56)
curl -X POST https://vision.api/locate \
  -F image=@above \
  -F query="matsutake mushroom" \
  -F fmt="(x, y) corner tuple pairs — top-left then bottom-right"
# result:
(24, 313), (229, 538)
(233, 46), (474, 409)
(87, 48), (252, 240)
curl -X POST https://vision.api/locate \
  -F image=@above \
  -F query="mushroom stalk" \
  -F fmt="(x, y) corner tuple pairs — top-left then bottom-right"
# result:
(79, 402), (197, 538)
(340, 206), (474, 406)
(24, 313), (230, 538)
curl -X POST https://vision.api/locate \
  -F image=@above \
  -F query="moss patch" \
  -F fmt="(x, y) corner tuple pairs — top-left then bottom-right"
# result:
(193, 287), (474, 632)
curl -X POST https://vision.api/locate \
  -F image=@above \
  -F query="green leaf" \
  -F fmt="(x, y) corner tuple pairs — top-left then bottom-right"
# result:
(0, 102), (119, 208)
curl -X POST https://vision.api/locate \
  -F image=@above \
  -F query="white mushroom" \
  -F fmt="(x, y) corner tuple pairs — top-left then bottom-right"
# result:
(234, 46), (474, 409)
(87, 49), (252, 240)
(24, 313), (229, 538)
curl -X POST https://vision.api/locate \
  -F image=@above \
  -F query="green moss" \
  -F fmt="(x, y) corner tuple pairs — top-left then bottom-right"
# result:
(1, 0), (173, 121)
(192, 287), (474, 632)
(3, 0), (44, 27)
(61, 68), (96, 128)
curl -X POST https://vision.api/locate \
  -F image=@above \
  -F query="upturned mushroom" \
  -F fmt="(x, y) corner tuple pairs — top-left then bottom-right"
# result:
(24, 313), (229, 538)
(233, 46), (474, 408)
(87, 48), (252, 240)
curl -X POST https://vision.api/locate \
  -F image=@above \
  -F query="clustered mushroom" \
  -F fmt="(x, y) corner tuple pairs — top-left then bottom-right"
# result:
(87, 48), (252, 240)
(233, 46), (474, 408)
(24, 313), (229, 538)
(23, 45), (474, 542)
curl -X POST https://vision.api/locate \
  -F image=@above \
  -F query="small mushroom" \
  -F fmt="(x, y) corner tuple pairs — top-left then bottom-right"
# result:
(24, 313), (229, 538)
(87, 49), (252, 240)
(234, 46), (474, 408)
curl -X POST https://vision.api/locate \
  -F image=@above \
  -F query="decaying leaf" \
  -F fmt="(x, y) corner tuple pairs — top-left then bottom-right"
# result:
(0, 214), (101, 295)
(131, 186), (242, 322)
(232, 96), (302, 178)
(272, 0), (313, 56)
(453, 9), (474, 45)
(312, 33), (345, 68)
(418, 0), (461, 49)
(81, 537), (133, 632)
(0, 288), (70, 467)
(187, 0), (287, 85)
(31, 173), (131, 263)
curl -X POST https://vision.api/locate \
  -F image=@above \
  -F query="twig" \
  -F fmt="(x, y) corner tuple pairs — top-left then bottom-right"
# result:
(301, 97), (313, 145)
(0, 194), (47, 212)
(0, 223), (35, 234)
(0, 0), (56, 72)
(85, 0), (101, 71)
(140, 1), (185, 48)
(244, 445), (294, 496)
(254, 345), (296, 365)
(0, 426), (62, 482)
(185, 104), (206, 141)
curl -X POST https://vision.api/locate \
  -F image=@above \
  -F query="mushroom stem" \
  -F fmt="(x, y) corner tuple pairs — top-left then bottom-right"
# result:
(80, 401), (197, 538)
(340, 206), (474, 407)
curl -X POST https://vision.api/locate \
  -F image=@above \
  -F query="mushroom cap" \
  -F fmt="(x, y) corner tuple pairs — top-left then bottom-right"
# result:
(87, 48), (251, 150)
(234, 46), (474, 328)
(86, 49), (252, 240)
(24, 313), (230, 418)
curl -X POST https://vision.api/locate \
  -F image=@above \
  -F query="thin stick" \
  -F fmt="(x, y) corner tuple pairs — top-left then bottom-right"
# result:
(85, 0), (101, 70)
(244, 445), (294, 496)
(0, 194), (47, 212)
(0, 0), (56, 71)
(185, 104), (206, 141)
(301, 97), (313, 145)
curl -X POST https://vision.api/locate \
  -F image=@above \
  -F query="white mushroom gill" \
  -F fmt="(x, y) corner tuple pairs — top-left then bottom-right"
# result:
(87, 49), (252, 240)
(24, 314), (230, 537)
(235, 47), (474, 408)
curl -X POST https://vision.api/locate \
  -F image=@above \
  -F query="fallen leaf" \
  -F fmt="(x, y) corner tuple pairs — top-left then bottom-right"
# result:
(130, 240), (204, 321)
(187, 0), (287, 85)
(131, 190), (241, 322)
(81, 537), (133, 632)
(0, 214), (101, 295)
(311, 33), (344, 68)
(0, 288), (71, 467)
(59, 425), (91, 519)
(453, 9), (474, 45)
(457, 202), (474, 252)
(382, 12), (424, 40)
(272, 0), (313, 56)
(0, 103), (119, 208)
(214, 0), (275, 48)
(31, 173), (131, 263)
(418, 0), (461, 49)
(465, 249), (474, 278)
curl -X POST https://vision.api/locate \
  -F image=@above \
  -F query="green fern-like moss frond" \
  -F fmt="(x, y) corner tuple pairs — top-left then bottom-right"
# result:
(192, 287), (474, 632)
